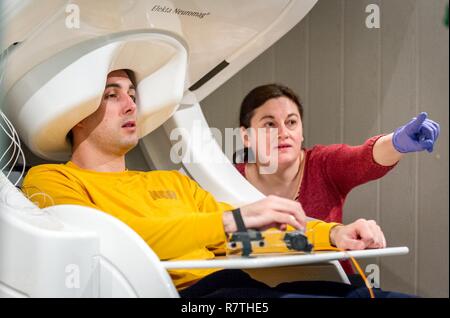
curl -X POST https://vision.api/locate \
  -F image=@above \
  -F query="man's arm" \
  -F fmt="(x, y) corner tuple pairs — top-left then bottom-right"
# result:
(184, 173), (307, 232)
(22, 168), (228, 260)
(185, 172), (386, 251)
(24, 168), (386, 257)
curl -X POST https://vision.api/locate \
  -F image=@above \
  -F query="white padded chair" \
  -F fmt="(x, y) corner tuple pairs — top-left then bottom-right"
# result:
(0, 171), (179, 297)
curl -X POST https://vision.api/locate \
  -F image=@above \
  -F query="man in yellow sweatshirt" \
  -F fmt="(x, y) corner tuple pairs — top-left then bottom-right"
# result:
(22, 69), (403, 298)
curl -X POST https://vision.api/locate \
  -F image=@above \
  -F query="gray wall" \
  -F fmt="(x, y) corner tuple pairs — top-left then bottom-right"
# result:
(201, 0), (449, 297)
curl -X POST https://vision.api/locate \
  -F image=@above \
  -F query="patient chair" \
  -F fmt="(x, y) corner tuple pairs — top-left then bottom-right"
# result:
(0, 171), (179, 297)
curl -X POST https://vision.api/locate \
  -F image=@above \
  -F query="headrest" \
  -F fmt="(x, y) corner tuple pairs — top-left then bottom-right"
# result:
(2, 30), (188, 161)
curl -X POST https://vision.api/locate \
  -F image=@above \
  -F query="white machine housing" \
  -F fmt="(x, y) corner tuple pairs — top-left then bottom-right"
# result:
(1, 0), (318, 205)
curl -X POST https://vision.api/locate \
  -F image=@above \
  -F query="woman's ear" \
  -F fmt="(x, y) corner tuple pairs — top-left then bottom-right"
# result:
(240, 126), (250, 148)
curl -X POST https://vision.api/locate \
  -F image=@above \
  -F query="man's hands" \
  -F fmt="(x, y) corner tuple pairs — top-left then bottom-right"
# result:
(330, 218), (386, 250)
(222, 195), (306, 233)
(223, 197), (387, 251)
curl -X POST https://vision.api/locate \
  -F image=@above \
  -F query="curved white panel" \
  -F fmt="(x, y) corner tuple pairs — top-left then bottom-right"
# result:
(1, 0), (317, 160)
(2, 31), (187, 160)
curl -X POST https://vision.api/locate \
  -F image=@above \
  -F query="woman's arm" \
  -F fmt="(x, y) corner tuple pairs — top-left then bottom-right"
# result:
(324, 112), (440, 196)
(374, 112), (440, 166)
(372, 133), (403, 166)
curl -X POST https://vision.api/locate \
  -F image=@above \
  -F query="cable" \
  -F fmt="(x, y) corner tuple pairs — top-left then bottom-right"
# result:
(345, 250), (376, 299)
(0, 135), (14, 163)
(313, 243), (376, 298)
(0, 39), (24, 184)
(306, 227), (376, 298)
(0, 116), (18, 170)
(6, 113), (25, 182)
(0, 111), (26, 186)
(331, 247), (376, 299)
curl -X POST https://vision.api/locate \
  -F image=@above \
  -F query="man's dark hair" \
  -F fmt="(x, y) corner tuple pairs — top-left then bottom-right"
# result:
(124, 69), (137, 88)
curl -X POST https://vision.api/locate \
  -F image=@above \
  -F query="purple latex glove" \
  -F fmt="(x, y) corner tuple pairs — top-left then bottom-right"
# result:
(392, 112), (440, 153)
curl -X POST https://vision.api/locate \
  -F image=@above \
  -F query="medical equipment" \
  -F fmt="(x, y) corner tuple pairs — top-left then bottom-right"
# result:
(227, 230), (313, 257)
(1, 0), (322, 206)
(226, 208), (313, 257)
(284, 231), (313, 252)
(0, 0), (410, 297)
(0, 113), (25, 183)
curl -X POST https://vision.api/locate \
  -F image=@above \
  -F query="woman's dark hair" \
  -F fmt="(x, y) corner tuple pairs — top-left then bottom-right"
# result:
(234, 84), (304, 164)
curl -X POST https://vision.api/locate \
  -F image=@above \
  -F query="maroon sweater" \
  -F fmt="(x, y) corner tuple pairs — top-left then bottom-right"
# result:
(235, 135), (397, 223)
(235, 135), (397, 275)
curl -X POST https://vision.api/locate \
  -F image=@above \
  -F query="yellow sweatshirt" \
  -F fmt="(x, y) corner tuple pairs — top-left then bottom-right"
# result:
(22, 161), (339, 290)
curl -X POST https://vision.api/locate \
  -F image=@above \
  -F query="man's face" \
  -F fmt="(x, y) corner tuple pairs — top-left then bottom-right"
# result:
(76, 70), (138, 155)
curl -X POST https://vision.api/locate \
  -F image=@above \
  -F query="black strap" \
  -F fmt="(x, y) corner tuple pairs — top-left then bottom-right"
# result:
(232, 208), (247, 232)
(231, 208), (252, 257)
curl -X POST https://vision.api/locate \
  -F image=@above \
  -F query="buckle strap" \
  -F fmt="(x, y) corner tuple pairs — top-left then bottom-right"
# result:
(232, 208), (247, 232)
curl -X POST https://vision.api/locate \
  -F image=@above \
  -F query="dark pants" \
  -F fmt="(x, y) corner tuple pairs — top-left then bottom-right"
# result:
(179, 269), (415, 298)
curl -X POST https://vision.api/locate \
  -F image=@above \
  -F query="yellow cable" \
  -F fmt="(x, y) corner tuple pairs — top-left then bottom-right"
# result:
(342, 249), (375, 299)
(314, 245), (375, 299)
(306, 228), (376, 298)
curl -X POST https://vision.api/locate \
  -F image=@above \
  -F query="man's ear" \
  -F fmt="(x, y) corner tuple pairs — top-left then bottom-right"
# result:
(70, 122), (84, 139)
(73, 120), (85, 129)
(240, 126), (250, 148)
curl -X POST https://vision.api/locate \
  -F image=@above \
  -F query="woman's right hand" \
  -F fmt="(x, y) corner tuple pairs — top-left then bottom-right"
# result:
(222, 195), (306, 233)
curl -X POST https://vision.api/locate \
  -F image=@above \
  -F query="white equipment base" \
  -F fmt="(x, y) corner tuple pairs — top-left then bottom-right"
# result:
(162, 247), (409, 269)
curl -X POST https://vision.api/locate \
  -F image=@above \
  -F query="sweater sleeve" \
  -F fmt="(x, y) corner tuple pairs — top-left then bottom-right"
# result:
(174, 171), (234, 254)
(181, 172), (235, 214)
(322, 135), (398, 197)
(306, 221), (341, 251)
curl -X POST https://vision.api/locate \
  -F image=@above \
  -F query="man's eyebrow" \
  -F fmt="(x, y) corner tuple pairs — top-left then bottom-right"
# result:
(105, 83), (136, 91)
